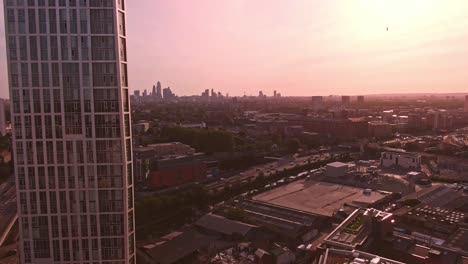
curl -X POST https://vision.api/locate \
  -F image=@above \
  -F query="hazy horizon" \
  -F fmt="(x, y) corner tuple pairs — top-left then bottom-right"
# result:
(1, 0), (468, 98)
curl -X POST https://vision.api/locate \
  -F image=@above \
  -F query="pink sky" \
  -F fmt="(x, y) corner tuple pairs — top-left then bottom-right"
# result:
(1, 0), (468, 98)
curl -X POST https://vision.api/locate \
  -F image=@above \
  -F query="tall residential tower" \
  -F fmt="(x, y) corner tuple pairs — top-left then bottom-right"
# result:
(3, 0), (135, 263)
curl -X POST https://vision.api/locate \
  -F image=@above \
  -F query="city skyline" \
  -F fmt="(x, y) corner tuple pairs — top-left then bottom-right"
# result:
(1, 0), (468, 98)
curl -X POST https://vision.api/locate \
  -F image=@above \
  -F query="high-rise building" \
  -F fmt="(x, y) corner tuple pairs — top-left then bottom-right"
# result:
(152, 85), (156, 97)
(0, 99), (5, 136)
(465, 95), (468, 112)
(3, 0), (135, 263)
(342, 96), (351, 106)
(311, 96), (324, 111)
(357, 96), (364, 104)
(156, 81), (162, 99)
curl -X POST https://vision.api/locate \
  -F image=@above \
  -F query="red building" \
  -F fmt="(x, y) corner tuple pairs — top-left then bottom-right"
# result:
(289, 117), (368, 141)
(148, 155), (207, 189)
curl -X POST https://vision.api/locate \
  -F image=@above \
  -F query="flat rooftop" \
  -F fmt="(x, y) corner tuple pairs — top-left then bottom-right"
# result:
(253, 180), (391, 217)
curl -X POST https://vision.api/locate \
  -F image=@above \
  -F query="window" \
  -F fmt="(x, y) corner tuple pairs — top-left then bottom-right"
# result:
(19, 36), (28, 61)
(70, 9), (78, 33)
(95, 114), (120, 138)
(9, 63), (19, 87)
(70, 36), (79, 60)
(59, 9), (67, 33)
(43, 90), (51, 114)
(50, 192), (58, 214)
(28, 9), (36, 34)
(96, 140), (121, 163)
(91, 36), (116, 60)
(18, 167), (26, 189)
(18, 9), (26, 33)
(118, 11), (125, 36)
(60, 36), (68, 60)
(41, 62), (50, 87)
(49, 9), (57, 33)
(50, 36), (58, 60)
(80, 8), (88, 33)
(7, 9), (15, 35)
(48, 167), (56, 189)
(31, 63), (40, 87)
(40, 37), (49, 61)
(38, 9), (47, 33)
(81, 36), (89, 60)
(90, 9), (114, 34)
(92, 63), (117, 87)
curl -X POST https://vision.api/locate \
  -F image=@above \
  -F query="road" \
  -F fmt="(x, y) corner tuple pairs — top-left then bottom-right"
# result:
(205, 153), (331, 191)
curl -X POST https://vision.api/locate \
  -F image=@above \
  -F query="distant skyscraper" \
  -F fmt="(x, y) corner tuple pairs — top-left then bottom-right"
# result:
(357, 96), (365, 104)
(152, 85), (157, 96)
(0, 99), (5, 136)
(274, 90), (277, 97)
(156, 81), (162, 99)
(311, 96), (324, 111)
(3, 0), (135, 263)
(134, 90), (141, 97)
(465, 95), (468, 112)
(342, 96), (351, 106)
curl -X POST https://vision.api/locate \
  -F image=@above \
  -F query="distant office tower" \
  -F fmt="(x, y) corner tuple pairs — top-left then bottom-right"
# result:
(152, 85), (156, 96)
(342, 96), (350, 106)
(311, 96), (324, 111)
(156, 81), (162, 99)
(357, 96), (364, 104)
(259, 91), (264, 97)
(465, 95), (468, 112)
(0, 99), (5, 136)
(3, 0), (136, 263)
(134, 90), (140, 97)
(274, 90), (277, 97)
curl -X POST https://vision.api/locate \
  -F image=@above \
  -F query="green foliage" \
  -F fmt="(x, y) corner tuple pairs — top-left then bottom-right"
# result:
(0, 135), (10, 151)
(160, 127), (234, 153)
(223, 208), (249, 223)
(135, 185), (211, 240)
(287, 138), (301, 153)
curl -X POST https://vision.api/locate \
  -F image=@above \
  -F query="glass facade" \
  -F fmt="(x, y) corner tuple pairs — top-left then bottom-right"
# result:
(4, 0), (135, 263)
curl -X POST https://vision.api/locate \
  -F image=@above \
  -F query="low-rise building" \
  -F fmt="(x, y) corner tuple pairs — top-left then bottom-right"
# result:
(380, 151), (421, 170)
(317, 248), (404, 264)
(133, 122), (150, 134)
(368, 121), (393, 138)
(326, 162), (349, 177)
(322, 208), (394, 250)
(147, 142), (196, 157)
(437, 156), (468, 180)
(133, 147), (157, 182)
(147, 154), (207, 189)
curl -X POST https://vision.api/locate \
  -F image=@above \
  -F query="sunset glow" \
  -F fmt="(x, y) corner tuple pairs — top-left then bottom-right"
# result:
(1, 0), (468, 97)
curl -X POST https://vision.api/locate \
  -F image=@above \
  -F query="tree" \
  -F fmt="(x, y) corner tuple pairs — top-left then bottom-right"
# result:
(287, 138), (300, 153)
(223, 208), (249, 223)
